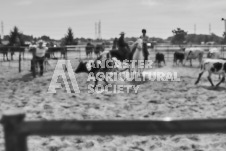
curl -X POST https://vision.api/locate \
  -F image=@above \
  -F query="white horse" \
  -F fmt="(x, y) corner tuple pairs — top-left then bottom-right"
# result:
(130, 38), (145, 73)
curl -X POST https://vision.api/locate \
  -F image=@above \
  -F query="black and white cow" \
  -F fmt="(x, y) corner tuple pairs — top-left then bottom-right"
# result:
(155, 52), (165, 67)
(173, 51), (185, 66)
(184, 47), (204, 67)
(195, 58), (226, 87)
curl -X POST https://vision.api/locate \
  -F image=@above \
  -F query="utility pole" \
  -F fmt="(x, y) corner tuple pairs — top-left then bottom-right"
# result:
(98, 20), (101, 40)
(95, 22), (97, 39)
(222, 18), (226, 34)
(1, 21), (3, 38)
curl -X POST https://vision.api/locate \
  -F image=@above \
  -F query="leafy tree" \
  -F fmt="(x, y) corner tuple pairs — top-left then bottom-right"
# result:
(171, 28), (187, 45)
(64, 28), (74, 45)
(8, 26), (24, 46)
(41, 35), (51, 41)
(18, 34), (33, 42)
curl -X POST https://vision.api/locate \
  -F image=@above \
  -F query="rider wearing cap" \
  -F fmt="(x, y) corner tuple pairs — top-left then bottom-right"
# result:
(140, 29), (149, 60)
(117, 32), (130, 59)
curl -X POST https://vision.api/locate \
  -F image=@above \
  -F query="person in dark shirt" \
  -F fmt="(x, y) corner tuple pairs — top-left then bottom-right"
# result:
(117, 32), (130, 59)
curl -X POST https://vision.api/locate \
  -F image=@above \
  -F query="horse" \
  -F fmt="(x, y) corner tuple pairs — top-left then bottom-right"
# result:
(130, 38), (145, 72)
(0, 46), (9, 61)
(60, 47), (67, 59)
(10, 47), (25, 60)
(85, 43), (94, 59)
(94, 44), (105, 58)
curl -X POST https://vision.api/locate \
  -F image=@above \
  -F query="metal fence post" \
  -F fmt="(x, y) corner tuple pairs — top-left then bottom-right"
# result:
(1, 111), (27, 151)
(65, 47), (68, 60)
(223, 46), (225, 58)
(79, 47), (81, 59)
(19, 52), (21, 73)
(167, 46), (169, 61)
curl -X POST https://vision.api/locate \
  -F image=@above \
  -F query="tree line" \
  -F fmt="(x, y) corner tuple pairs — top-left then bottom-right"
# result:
(169, 28), (226, 45)
(1, 26), (226, 47)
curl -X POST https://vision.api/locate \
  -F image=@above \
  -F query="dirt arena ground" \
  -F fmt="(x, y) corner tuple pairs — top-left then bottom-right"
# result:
(0, 52), (226, 151)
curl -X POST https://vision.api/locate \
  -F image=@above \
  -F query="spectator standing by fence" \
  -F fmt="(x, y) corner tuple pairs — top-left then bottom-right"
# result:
(31, 40), (48, 76)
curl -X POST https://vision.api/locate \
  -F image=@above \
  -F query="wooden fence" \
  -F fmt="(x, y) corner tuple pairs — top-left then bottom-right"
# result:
(1, 112), (226, 151)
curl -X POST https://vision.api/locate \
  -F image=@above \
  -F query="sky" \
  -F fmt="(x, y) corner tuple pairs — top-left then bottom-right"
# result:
(0, 0), (226, 40)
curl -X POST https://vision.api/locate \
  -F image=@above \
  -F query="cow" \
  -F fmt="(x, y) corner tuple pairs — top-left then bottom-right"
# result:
(173, 51), (185, 66)
(184, 47), (204, 67)
(195, 58), (226, 87)
(207, 47), (221, 59)
(155, 52), (165, 67)
(207, 48), (222, 79)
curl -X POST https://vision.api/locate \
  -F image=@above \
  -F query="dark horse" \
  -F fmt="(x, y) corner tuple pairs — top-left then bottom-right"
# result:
(0, 46), (25, 61)
(94, 44), (105, 58)
(85, 43), (94, 59)
(46, 47), (67, 59)
(0, 46), (9, 61)
(108, 39), (149, 72)
(10, 47), (25, 60)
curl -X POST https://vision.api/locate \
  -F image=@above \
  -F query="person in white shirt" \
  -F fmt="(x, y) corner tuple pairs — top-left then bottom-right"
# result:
(140, 29), (149, 60)
(31, 40), (48, 76)
(130, 29), (150, 60)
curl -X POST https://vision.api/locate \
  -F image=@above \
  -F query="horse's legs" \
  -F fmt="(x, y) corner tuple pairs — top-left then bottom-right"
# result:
(3, 53), (5, 61)
(94, 79), (98, 89)
(103, 78), (108, 85)
(11, 53), (13, 60)
(183, 57), (188, 66)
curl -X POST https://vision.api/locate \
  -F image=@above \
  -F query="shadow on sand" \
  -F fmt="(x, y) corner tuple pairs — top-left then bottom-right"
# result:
(197, 85), (226, 91)
(9, 72), (34, 83)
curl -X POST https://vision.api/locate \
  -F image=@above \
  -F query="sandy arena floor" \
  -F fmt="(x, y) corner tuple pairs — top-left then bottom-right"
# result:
(0, 58), (226, 151)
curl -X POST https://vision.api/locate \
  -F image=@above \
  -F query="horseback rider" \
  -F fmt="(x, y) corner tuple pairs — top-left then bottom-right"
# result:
(140, 29), (149, 60)
(117, 32), (130, 60)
